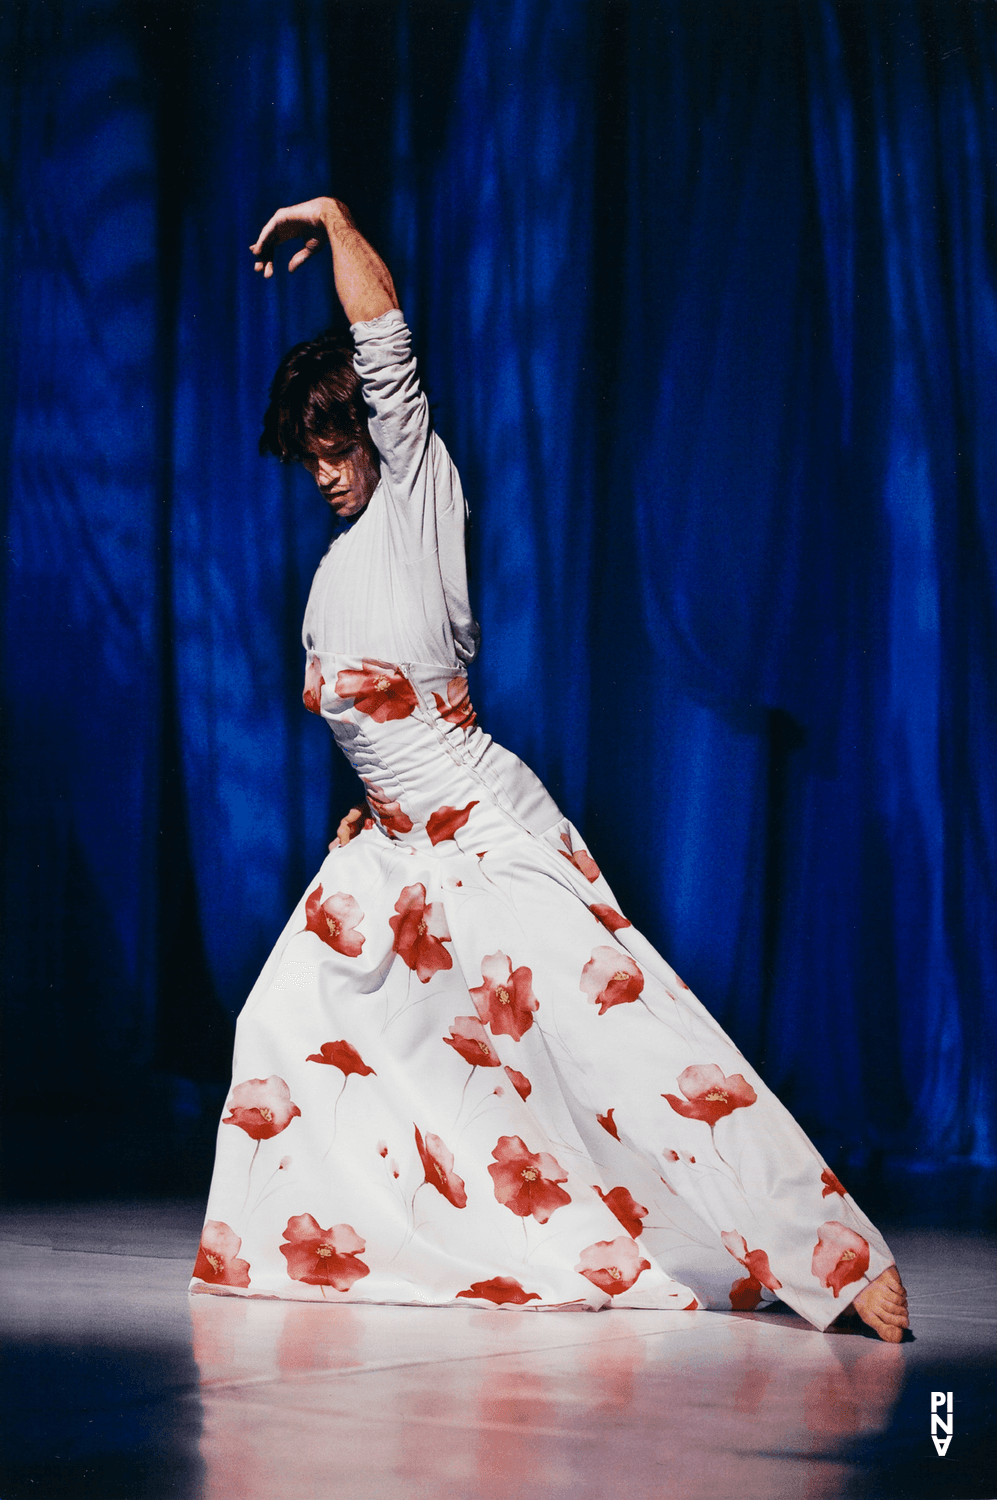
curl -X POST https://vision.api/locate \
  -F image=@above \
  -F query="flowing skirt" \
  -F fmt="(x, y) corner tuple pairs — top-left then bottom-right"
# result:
(191, 796), (893, 1328)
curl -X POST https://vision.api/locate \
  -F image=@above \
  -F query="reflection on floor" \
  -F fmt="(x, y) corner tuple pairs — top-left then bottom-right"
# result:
(1, 1201), (994, 1500)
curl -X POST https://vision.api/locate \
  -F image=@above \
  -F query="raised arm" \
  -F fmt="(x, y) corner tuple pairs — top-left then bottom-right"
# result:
(250, 196), (399, 326)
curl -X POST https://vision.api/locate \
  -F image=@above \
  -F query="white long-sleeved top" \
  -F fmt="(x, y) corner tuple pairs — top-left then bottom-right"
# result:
(301, 309), (480, 669)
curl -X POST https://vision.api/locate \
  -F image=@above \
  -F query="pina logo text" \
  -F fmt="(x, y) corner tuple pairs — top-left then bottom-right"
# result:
(931, 1391), (953, 1456)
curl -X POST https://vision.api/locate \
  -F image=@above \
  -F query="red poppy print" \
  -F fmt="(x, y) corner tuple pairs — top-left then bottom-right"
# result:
(575, 1237), (651, 1297)
(811, 1221), (871, 1297)
(433, 676), (477, 730)
(223, 1076), (301, 1140)
(457, 1277), (541, 1306)
(192, 1221), (251, 1288)
(470, 951), (539, 1041)
(560, 831), (601, 882)
(593, 1185), (649, 1238)
(580, 947), (645, 1015)
(505, 1066), (532, 1101)
(597, 1108), (620, 1140)
(721, 1230), (782, 1311)
(821, 1168), (847, 1198)
(426, 801), (479, 846)
(443, 1016), (501, 1068)
(365, 785), (414, 839)
(414, 1125), (467, 1208)
(662, 1064), (757, 1127)
(280, 1214), (370, 1291)
(590, 903), (631, 932)
(303, 655), (325, 715)
(389, 883), (453, 983)
(303, 885), (365, 957)
(727, 1274), (768, 1311)
(305, 1040), (376, 1077)
(334, 660), (418, 722)
(488, 1135), (571, 1224)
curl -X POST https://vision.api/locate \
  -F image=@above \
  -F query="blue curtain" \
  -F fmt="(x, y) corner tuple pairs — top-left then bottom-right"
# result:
(3, 0), (995, 1194)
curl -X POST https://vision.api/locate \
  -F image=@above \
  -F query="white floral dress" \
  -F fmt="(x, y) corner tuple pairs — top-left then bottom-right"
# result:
(191, 311), (894, 1328)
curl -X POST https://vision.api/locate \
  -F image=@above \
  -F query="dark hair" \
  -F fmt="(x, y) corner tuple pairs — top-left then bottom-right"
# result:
(259, 330), (375, 463)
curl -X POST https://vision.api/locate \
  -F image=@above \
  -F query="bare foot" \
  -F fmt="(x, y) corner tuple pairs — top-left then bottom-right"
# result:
(846, 1265), (909, 1342)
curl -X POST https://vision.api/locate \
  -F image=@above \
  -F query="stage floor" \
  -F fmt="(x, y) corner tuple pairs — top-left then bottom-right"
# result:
(1, 1201), (994, 1500)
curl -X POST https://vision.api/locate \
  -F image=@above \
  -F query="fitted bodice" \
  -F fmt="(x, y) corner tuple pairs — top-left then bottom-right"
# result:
(305, 652), (562, 855)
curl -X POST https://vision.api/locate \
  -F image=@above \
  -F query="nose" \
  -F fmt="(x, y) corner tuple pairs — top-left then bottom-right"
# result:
(316, 456), (343, 487)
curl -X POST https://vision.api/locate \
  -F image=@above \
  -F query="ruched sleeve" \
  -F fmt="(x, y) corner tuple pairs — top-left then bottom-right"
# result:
(348, 309), (480, 666)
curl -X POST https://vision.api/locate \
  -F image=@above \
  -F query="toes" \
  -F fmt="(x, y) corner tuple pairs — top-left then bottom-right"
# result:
(874, 1304), (909, 1329)
(864, 1312), (906, 1342)
(845, 1270), (913, 1343)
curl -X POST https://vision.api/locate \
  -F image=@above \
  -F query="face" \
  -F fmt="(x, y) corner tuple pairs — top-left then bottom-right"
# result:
(301, 431), (379, 518)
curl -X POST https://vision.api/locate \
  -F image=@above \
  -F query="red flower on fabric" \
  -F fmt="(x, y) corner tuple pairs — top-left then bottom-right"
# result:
(811, 1221), (870, 1297)
(223, 1076), (301, 1140)
(662, 1064), (757, 1127)
(192, 1221), (251, 1288)
(821, 1168), (847, 1198)
(575, 1237), (651, 1296)
(389, 883), (453, 982)
(590, 903), (631, 932)
(303, 655), (325, 715)
(721, 1230), (783, 1311)
(443, 1016), (501, 1068)
(560, 831), (601, 882)
(593, 1185), (649, 1239)
(334, 660), (418, 722)
(580, 947), (645, 1015)
(433, 676), (477, 730)
(426, 801), (479, 846)
(727, 1275), (768, 1311)
(597, 1109), (620, 1140)
(280, 1214), (370, 1291)
(366, 785), (414, 839)
(505, 1066), (532, 1101)
(305, 1040), (375, 1077)
(457, 1277), (541, 1306)
(414, 1125), (467, 1208)
(303, 885), (365, 957)
(488, 1135), (571, 1223)
(470, 951), (539, 1041)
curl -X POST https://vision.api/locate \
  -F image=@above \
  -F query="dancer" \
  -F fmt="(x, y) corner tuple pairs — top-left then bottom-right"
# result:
(191, 196), (908, 1341)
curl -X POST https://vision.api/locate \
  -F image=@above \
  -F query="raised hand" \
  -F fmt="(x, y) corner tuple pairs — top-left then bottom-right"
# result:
(250, 196), (350, 278)
(250, 197), (398, 324)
